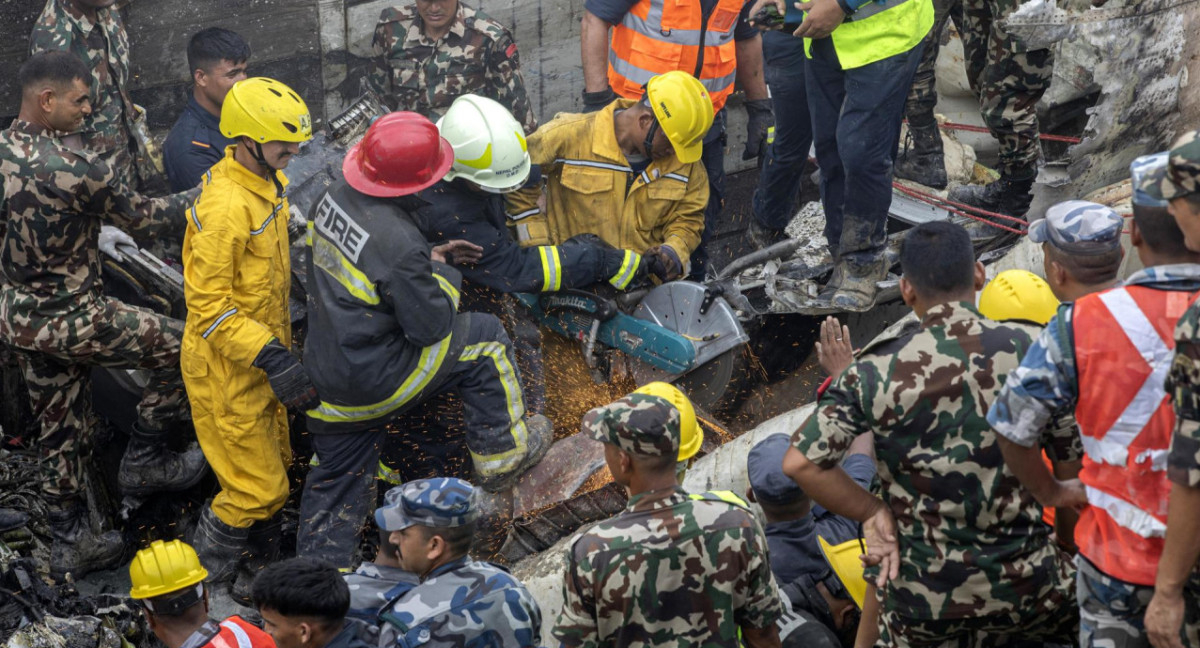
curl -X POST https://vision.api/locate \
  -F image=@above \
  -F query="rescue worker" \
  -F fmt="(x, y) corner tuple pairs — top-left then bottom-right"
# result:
(418, 94), (647, 412)
(579, 0), (773, 277)
(977, 269), (1060, 326)
(374, 478), (544, 647)
(1033, 200), (1124, 303)
(1131, 134), (1200, 648)
(297, 111), (553, 570)
(366, 0), (537, 133)
(30, 0), (159, 193)
(129, 540), (273, 648)
(990, 187), (1200, 647)
(0, 51), (205, 580)
(163, 28), (251, 192)
(183, 77), (320, 595)
(252, 558), (375, 648)
(785, 220), (1078, 647)
(555, 390), (783, 647)
(505, 70), (712, 283)
(748, 0), (933, 312)
(344, 527), (418, 623)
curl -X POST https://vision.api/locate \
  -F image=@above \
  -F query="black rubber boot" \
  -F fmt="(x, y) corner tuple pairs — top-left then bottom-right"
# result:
(231, 513), (283, 604)
(894, 118), (948, 189)
(48, 498), (124, 581)
(118, 420), (208, 495)
(476, 414), (555, 493)
(748, 219), (789, 249)
(830, 256), (889, 313)
(191, 506), (249, 585)
(947, 170), (1037, 222)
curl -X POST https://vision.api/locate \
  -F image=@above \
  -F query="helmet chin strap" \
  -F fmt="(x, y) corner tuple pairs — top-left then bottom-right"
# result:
(642, 119), (661, 160)
(251, 140), (285, 198)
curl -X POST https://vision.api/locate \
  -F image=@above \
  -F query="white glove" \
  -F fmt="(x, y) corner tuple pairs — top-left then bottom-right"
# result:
(98, 225), (136, 261)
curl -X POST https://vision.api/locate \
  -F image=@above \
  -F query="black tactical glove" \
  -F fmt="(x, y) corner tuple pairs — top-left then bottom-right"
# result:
(582, 86), (618, 113)
(743, 99), (775, 161)
(253, 340), (321, 411)
(643, 245), (683, 282)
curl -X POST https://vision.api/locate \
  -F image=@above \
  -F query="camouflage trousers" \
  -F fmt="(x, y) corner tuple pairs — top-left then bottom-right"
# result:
(3, 294), (186, 499)
(1077, 555), (1200, 648)
(905, 0), (965, 123)
(960, 0), (1054, 176)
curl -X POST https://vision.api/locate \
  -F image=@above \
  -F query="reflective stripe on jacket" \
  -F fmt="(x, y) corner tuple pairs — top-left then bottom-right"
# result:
(1073, 285), (1199, 585)
(607, 0), (742, 111)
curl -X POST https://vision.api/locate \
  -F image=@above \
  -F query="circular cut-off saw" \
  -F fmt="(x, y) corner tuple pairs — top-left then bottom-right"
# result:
(516, 280), (751, 412)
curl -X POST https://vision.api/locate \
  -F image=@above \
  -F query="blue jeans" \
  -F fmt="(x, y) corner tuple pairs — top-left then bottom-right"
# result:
(752, 31), (814, 231)
(688, 108), (727, 281)
(806, 37), (924, 263)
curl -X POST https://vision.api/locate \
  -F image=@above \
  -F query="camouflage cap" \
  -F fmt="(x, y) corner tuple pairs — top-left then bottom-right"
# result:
(1131, 152), (1170, 208)
(747, 434), (805, 505)
(1139, 130), (1200, 201)
(582, 392), (681, 457)
(374, 477), (478, 531)
(1028, 200), (1123, 255)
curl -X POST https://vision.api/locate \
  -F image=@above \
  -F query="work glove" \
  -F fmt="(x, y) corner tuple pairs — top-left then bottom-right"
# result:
(98, 225), (136, 261)
(253, 339), (321, 411)
(643, 245), (683, 282)
(742, 99), (775, 161)
(582, 86), (617, 113)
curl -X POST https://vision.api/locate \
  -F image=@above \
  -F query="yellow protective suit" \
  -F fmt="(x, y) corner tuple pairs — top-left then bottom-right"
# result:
(504, 99), (708, 264)
(181, 147), (293, 528)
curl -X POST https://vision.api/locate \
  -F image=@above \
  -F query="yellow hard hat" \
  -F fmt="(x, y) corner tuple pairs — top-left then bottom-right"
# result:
(633, 381), (701, 461)
(644, 71), (714, 164)
(979, 269), (1060, 325)
(818, 536), (868, 608)
(129, 539), (209, 600)
(220, 77), (313, 144)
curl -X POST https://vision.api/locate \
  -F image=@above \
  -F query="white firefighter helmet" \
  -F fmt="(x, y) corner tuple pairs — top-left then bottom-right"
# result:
(437, 95), (532, 193)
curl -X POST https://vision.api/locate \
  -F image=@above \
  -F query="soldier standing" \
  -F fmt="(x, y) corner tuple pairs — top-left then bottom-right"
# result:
(366, 0), (538, 134)
(784, 220), (1078, 647)
(0, 52), (205, 580)
(30, 0), (158, 194)
(374, 477), (543, 648)
(554, 390), (783, 648)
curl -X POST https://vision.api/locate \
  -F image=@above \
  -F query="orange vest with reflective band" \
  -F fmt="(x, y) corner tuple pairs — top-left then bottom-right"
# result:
(607, 0), (742, 112)
(202, 616), (275, 648)
(1073, 285), (1197, 585)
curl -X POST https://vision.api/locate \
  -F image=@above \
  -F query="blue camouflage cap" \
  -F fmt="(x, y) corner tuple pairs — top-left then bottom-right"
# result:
(1028, 200), (1123, 255)
(1139, 130), (1200, 201)
(582, 392), (680, 457)
(747, 433), (804, 505)
(374, 477), (478, 531)
(1131, 152), (1170, 208)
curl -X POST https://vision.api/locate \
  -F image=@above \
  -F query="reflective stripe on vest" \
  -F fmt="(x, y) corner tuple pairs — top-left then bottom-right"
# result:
(806, 0), (933, 70)
(218, 621), (253, 648)
(1072, 285), (1197, 585)
(607, 0), (741, 111)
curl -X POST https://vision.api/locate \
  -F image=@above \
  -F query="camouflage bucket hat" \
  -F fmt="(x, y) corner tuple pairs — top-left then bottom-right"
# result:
(1028, 200), (1123, 255)
(1130, 152), (1170, 208)
(1139, 130), (1200, 201)
(374, 477), (478, 531)
(582, 392), (681, 458)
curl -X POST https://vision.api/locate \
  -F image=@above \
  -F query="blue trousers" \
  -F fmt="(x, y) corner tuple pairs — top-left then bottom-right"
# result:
(688, 109), (727, 281)
(752, 31), (814, 231)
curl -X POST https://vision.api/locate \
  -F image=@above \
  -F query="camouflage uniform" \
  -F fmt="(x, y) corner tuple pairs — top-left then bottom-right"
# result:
(375, 478), (543, 648)
(904, 0), (963, 121)
(793, 302), (1078, 646)
(29, 0), (145, 193)
(554, 394), (783, 648)
(366, 3), (538, 134)
(0, 119), (195, 498)
(344, 561), (418, 623)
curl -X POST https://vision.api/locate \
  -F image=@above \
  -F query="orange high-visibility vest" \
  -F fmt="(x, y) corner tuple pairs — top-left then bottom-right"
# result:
(1073, 285), (1198, 585)
(202, 616), (276, 648)
(607, 0), (742, 112)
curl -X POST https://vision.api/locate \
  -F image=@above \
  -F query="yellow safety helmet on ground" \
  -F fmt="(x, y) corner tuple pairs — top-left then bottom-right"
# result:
(220, 77), (313, 144)
(979, 269), (1060, 325)
(818, 536), (868, 608)
(634, 381), (701, 461)
(129, 539), (209, 601)
(437, 94), (532, 194)
(644, 71), (714, 164)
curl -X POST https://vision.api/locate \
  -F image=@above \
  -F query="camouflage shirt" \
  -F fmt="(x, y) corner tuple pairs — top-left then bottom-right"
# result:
(794, 302), (1071, 620)
(0, 120), (193, 316)
(30, 0), (134, 156)
(366, 3), (538, 133)
(1167, 295), (1200, 489)
(344, 561), (418, 624)
(378, 556), (542, 648)
(554, 486), (782, 648)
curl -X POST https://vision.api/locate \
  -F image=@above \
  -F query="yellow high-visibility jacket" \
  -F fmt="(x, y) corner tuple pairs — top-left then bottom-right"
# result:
(505, 99), (708, 264)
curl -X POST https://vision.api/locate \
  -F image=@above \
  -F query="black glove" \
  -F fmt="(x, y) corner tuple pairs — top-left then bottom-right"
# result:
(253, 340), (321, 411)
(582, 86), (618, 113)
(743, 99), (775, 161)
(643, 245), (683, 282)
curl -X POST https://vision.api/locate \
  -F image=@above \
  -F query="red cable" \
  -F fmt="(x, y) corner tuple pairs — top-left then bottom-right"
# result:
(937, 121), (1083, 144)
(892, 183), (1029, 236)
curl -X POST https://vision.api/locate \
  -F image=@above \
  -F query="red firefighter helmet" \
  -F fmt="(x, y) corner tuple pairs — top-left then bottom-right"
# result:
(342, 112), (454, 197)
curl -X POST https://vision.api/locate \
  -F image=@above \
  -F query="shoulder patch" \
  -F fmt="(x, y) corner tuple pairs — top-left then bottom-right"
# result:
(505, 42), (518, 58)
